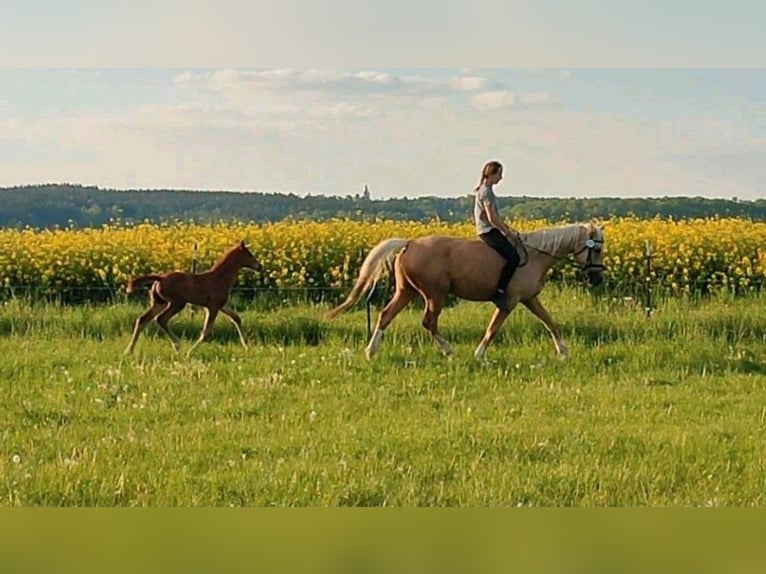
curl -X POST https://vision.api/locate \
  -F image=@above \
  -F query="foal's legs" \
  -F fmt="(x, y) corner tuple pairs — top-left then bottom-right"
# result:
(155, 300), (186, 353)
(473, 297), (520, 359)
(522, 296), (568, 359)
(187, 307), (220, 356)
(365, 286), (417, 359)
(124, 300), (166, 355)
(220, 304), (248, 350)
(422, 296), (453, 357)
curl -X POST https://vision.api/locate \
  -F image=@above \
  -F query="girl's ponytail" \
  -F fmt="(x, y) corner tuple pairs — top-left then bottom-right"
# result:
(474, 160), (502, 192)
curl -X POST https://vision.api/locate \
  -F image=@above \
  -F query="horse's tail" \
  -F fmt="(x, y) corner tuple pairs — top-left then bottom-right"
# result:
(325, 238), (409, 320)
(125, 274), (163, 294)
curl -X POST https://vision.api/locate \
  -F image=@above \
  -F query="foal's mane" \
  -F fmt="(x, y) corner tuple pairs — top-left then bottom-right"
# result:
(521, 222), (592, 254)
(209, 242), (243, 271)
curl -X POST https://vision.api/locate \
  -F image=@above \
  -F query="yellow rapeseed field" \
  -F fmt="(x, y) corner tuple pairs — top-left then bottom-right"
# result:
(1, 217), (765, 297)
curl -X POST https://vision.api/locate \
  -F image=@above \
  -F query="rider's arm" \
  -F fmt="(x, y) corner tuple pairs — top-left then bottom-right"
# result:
(482, 200), (518, 238)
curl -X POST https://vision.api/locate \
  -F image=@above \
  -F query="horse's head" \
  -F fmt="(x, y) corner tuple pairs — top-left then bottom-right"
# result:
(235, 240), (262, 272)
(574, 223), (606, 287)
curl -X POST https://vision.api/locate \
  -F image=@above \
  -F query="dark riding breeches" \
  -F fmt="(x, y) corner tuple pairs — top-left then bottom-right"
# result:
(479, 228), (521, 293)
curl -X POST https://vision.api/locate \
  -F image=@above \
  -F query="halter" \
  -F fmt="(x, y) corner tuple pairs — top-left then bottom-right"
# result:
(517, 229), (606, 273)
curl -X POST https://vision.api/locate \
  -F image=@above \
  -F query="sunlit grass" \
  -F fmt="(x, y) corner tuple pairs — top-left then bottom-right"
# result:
(1, 287), (765, 506)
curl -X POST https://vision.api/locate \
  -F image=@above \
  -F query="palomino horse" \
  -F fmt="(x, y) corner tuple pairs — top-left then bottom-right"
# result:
(123, 240), (262, 356)
(325, 222), (605, 360)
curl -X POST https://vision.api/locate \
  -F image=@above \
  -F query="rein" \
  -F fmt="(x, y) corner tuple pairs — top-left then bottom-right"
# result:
(515, 234), (606, 273)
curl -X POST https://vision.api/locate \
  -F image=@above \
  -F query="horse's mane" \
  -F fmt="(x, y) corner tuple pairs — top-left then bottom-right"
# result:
(522, 223), (590, 254)
(209, 242), (242, 270)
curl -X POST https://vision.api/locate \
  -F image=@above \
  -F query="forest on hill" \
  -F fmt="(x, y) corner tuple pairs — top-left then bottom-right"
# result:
(1, 184), (764, 229)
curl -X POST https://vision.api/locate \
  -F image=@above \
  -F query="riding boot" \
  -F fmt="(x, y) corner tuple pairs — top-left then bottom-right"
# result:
(491, 260), (516, 312)
(491, 289), (511, 312)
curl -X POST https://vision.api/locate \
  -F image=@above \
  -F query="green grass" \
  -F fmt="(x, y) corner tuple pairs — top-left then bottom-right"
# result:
(1, 287), (765, 506)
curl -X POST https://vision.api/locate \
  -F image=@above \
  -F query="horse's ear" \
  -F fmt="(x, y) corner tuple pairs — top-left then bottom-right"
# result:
(239, 240), (246, 249)
(594, 219), (606, 233)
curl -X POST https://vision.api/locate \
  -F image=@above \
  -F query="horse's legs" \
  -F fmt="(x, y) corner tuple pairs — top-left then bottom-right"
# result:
(522, 296), (568, 359)
(473, 297), (520, 359)
(422, 296), (453, 357)
(124, 300), (166, 355)
(365, 286), (417, 360)
(187, 307), (220, 356)
(155, 300), (186, 353)
(220, 304), (248, 350)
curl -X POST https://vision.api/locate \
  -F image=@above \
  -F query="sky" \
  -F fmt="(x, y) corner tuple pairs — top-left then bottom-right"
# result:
(0, 2), (763, 201)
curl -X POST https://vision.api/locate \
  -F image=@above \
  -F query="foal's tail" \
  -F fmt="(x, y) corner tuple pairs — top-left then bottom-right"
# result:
(125, 274), (163, 294)
(325, 238), (409, 320)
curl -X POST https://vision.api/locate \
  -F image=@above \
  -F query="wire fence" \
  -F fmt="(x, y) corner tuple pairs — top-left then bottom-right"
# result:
(1, 276), (764, 305)
(1, 243), (764, 312)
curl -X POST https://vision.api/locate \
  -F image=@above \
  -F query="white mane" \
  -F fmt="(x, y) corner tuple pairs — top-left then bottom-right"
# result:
(521, 223), (591, 255)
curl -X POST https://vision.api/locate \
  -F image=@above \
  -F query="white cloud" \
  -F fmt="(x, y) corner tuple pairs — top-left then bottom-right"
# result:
(471, 91), (516, 110)
(518, 91), (558, 106)
(471, 90), (559, 110)
(307, 102), (377, 120)
(176, 68), (503, 98)
(449, 75), (491, 91)
(170, 69), (560, 133)
(0, 69), (762, 201)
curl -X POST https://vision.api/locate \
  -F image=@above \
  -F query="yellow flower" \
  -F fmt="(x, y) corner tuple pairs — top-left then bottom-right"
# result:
(1, 216), (765, 296)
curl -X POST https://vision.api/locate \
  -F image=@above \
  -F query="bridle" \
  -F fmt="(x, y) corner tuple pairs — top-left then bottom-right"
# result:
(516, 229), (606, 274)
(572, 236), (606, 274)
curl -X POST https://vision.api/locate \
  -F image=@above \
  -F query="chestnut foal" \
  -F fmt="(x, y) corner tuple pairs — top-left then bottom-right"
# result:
(123, 240), (261, 356)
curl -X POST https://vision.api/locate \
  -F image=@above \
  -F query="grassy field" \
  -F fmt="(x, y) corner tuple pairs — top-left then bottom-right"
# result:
(1, 287), (765, 506)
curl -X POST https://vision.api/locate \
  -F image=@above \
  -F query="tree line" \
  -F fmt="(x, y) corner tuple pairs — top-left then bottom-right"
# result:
(1, 184), (764, 229)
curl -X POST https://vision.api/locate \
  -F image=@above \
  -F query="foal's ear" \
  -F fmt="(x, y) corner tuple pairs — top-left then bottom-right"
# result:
(239, 240), (246, 249)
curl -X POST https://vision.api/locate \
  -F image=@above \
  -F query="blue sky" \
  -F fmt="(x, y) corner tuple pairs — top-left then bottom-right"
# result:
(0, 2), (763, 200)
(0, 68), (763, 200)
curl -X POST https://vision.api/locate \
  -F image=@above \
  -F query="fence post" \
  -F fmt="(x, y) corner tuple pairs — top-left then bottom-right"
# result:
(190, 243), (198, 316)
(644, 240), (653, 318)
(355, 246), (373, 340)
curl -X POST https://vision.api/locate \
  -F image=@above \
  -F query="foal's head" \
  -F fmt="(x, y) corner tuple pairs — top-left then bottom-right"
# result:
(227, 240), (262, 272)
(573, 223), (606, 287)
